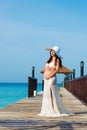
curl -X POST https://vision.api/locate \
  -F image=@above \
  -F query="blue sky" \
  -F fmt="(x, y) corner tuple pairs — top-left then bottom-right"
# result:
(0, 0), (87, 83)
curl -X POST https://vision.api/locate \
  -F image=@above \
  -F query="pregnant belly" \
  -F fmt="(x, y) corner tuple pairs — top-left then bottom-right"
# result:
(44, 69), (51, 77)
(44, 67), (55, 77)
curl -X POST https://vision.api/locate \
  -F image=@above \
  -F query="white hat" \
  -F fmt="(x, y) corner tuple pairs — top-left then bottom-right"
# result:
(46, 45), (62, 59)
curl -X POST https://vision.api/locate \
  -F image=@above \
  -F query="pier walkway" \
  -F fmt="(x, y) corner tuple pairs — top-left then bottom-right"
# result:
(0, 87), (87, 130)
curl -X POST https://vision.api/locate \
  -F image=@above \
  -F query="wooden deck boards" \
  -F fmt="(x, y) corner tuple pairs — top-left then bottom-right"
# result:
(0, 87), (87, 130)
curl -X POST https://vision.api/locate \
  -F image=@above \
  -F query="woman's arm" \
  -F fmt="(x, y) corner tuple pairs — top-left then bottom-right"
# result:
(41, 63), (48, 73)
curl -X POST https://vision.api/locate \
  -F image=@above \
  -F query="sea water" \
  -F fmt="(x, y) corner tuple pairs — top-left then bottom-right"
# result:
(0, 83), (62, 109)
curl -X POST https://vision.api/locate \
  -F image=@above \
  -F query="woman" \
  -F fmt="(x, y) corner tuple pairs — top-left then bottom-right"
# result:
(38, 46), (74, 117)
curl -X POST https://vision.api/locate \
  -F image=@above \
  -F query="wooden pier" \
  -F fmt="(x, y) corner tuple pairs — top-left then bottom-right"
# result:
(0, 87), (87, 130)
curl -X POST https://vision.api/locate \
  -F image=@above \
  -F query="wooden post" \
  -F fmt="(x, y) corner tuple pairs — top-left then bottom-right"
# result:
(28, 77), (37, 97)
(64, 74), (69, 81)
(28, 66), (37, 97)
(42, 80), (44, 91)
(32, 66), (35, 78)
(73, 69), (75, 79)
(80, 61), (84, 77)
(70, 74), (72, 80)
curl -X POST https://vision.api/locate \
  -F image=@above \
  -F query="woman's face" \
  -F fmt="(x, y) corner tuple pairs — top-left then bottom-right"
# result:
(50, 50), (56, 57)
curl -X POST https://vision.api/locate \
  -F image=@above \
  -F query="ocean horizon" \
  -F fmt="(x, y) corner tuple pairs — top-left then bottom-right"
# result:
(0, 82), (62, 109)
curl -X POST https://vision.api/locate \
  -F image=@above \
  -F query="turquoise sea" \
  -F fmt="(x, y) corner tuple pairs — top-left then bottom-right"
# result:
(0, 83), (62, 109)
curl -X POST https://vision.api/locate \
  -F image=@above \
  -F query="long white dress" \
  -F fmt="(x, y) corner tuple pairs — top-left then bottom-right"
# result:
(38, 62), (74, 117)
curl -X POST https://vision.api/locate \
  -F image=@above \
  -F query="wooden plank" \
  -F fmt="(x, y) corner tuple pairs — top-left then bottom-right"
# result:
(0, 88), (87, 129)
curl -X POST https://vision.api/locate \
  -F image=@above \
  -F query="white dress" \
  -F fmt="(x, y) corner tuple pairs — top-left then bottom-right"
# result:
(38, 62), (74, 117)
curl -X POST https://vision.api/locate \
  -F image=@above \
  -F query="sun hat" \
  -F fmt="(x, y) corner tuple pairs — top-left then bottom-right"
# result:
(46, 45), (63, 59)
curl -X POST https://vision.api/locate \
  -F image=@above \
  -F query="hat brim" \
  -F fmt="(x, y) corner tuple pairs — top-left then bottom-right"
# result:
(46, 48), (63, 59)
(56, 52), (63, 59)
(45, 48), (52, 51)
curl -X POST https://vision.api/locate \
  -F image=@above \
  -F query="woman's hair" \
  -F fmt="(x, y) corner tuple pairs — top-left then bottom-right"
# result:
(46, 50), (62, 67)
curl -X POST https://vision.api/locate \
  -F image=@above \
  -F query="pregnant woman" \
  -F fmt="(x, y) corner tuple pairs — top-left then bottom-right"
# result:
(38, 46), (74, 117)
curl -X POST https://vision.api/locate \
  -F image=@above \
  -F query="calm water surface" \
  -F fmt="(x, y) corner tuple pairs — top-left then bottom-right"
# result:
(0, 83), (62, 109)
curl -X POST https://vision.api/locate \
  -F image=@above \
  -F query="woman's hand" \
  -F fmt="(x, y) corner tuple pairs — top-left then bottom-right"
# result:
(44, 73), (50, 80)
(44, 66), (56, 80)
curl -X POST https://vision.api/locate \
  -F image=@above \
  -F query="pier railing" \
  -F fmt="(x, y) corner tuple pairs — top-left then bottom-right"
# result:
(64, 75), (87, 105)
